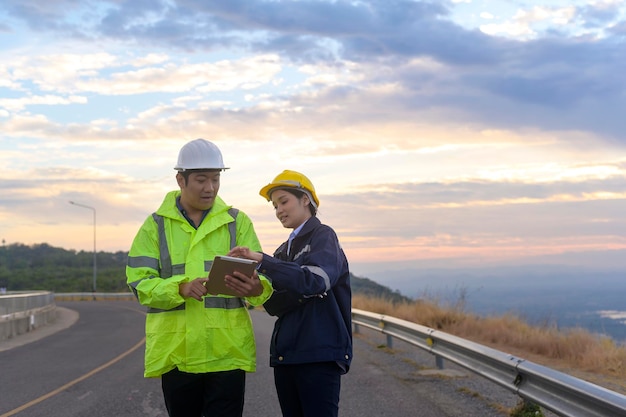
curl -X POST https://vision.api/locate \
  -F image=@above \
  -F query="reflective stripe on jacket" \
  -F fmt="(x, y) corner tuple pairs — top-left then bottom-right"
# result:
(126, 190), (273, 378)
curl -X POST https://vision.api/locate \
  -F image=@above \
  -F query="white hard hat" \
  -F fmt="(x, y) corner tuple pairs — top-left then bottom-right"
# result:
(174, 138), (229, 171)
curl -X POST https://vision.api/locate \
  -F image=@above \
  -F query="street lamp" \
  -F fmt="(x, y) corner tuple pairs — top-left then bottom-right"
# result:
(69, 201), (97, 293)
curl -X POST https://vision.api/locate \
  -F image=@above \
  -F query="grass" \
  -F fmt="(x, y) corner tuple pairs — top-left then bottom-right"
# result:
(352, 293), (626, 393)
(510, 399), (542, 417)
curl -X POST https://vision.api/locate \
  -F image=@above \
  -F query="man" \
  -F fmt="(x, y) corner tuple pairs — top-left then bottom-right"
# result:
(126, 138), (273, 417)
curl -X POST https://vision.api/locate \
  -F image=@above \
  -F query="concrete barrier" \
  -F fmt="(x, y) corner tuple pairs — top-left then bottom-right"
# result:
(0, 292), (136, 343)
(0, 291), (56, 342)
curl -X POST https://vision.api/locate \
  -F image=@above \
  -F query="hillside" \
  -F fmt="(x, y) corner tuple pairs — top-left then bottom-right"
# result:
(0, 243), (128, 292)
(349, 273), (411, 303)
(0, 243), (407, 300)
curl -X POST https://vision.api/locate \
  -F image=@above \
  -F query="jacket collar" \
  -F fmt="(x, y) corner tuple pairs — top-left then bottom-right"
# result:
(293, 216), (321, 239)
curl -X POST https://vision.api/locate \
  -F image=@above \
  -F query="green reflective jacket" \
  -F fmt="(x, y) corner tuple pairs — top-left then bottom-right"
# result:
(126, 190), (272, 378)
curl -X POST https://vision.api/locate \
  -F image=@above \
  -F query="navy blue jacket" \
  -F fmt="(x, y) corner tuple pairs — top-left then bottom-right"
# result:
(258, 216), (352, 371)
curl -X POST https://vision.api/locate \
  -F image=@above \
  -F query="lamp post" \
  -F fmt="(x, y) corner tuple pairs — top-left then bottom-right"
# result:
(69, 201), (97, 294)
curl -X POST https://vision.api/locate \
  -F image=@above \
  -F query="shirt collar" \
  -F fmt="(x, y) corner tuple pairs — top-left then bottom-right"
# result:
(290, 218), (309, 239)
(176, 196), (210, 228)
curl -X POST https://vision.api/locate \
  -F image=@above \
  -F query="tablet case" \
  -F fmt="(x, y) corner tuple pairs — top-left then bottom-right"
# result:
(205, 255), (258, 296)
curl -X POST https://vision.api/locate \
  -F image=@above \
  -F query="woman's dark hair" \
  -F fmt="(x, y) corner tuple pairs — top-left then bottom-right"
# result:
(283, 189), (317, 216)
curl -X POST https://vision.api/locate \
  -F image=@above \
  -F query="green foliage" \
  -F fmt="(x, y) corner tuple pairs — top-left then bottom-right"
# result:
(0, 243), (128, 292)
(0, 242), (408, 299)
(510, 399), (544, 417)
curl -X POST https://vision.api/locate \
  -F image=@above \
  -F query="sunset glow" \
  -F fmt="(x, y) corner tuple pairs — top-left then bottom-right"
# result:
(1, 0), (625, 273)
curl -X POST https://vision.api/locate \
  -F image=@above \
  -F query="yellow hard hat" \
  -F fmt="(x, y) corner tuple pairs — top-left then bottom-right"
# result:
(259, 170), (320, 208)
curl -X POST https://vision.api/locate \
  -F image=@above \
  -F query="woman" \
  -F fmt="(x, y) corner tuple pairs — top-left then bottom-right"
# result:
(227, 169), (352, 417)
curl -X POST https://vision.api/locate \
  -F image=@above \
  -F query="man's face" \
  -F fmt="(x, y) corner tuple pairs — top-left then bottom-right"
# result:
(177, 170), (221, 212)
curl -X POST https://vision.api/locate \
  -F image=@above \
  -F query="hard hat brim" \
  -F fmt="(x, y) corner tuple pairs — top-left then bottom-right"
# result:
(175, 167), (230, 171)
(259, 183), (278, 201)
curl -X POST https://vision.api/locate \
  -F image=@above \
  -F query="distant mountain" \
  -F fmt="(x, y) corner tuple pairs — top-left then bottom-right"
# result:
(350, 273), (411, 303)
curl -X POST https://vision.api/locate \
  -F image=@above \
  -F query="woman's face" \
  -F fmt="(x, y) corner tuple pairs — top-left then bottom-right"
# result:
(271, 189), (312, 229)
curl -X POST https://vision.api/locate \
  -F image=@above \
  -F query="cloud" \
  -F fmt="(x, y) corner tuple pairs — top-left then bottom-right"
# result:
(323, 177), (626, 262)
(2, 0), (625, 141)
(2, 0), (626, 266)
(1, 53), (282, 96)
(580, 1), (623, 28)
(3, 53), (119, 92)
(0, 94), (87, 111)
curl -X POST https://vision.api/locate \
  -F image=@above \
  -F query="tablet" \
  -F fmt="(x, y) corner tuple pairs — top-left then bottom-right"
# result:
(204, 255), (258, 296)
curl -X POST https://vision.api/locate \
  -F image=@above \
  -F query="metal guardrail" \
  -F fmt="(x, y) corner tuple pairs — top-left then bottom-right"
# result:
(0, 291), (57, 341)
(0, 291), (55, 315)
(352, 308), (626, 417)
(0, 292), (134, 342)
(52, 292), (135, 301)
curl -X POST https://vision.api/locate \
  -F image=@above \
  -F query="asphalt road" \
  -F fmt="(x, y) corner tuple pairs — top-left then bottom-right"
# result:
(0, 301), (519, 417)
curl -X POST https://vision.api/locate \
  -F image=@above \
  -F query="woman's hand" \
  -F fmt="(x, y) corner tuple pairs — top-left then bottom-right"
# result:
(224, 269), (264, 297)
(228, 246), (263, 263)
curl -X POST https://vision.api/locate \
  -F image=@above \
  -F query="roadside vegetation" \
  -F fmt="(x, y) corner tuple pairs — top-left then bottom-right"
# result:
(353, 293), (626, 394)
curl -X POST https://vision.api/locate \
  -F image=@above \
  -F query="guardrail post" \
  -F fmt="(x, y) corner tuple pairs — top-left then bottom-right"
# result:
(353, 323), (360, 334)
(435, 355), (444, 369)
(386, 334), (393, 349)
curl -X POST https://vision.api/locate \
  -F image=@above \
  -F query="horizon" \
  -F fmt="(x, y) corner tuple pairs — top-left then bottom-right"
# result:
(4, 239), (625, 293)
(3, 239), (625, 341)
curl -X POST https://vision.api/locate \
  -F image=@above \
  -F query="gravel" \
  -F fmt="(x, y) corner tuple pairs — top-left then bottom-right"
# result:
(348, 325), (561, 417)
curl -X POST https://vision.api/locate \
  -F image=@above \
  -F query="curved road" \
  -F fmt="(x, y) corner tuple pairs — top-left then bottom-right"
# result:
(0, 301), (517, 417)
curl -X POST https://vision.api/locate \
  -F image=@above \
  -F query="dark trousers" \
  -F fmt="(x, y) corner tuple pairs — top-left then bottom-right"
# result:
(273, 362), (342, 417)
(161, 368), (245, 417)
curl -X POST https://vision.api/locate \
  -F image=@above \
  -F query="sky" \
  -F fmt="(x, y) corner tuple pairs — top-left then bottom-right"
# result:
(2, 0), (626, 280)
